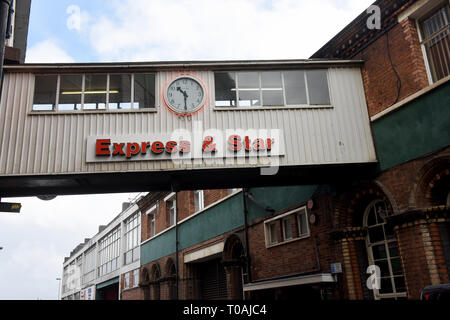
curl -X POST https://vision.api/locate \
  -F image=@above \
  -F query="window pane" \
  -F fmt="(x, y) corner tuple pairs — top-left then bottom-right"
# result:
(238, 90), (260, 107)
(384, 223), (395, 240)
(307, 70), (330, 105)
(379, 277), (394, 294)
(262, 90), (283, 106)
(134, 73), (155, 109)
(283, 217), (293, 240)
(59, 75), (82, 110)
(298, 213), (308, 236)
(391, 258), (403, 275)
(388, 243), (399, 258)
(284, 71), (307, 105)
(133, 247), (140, 261)
(372, 244), (387, 260)
(367, 207), (377, 226)
(375, 259), (390, 277)
(269, 223), (278, 244)
(109, 74), (132, 109)
(261, 71), (282, 88)
(33, 75), (57, 111)
(238, 72), (259, 88)
(214, 72), (237, 107)
(84, 74), (106, 110)
(125, 250), (132, 265)
(368, 225), (384, 243)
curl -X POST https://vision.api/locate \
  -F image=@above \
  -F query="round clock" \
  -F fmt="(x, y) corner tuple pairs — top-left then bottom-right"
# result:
(163, 74), (207, 116)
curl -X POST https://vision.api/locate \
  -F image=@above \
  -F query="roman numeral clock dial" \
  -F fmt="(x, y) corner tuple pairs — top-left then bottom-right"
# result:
(163, 74), (207, 116)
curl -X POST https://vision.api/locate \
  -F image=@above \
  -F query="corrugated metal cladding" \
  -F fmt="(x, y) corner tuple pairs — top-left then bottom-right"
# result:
(0, 68), (376, 176)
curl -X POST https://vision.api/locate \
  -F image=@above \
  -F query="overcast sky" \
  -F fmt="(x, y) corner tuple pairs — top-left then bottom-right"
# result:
(0, 0), (375, 300)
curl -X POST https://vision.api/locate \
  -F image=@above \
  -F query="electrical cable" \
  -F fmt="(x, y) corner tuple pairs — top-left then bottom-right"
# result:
(386, 30), (402, 106)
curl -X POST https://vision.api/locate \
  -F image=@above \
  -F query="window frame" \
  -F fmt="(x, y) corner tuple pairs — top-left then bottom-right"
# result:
(147, 204), (157, 238)
(165, 193), (177, 227)
(264, 206), (310, 248)
(123, 213), (141, 266)
(97, 227), (121, 278)
(364, 199), (407, 300)
(193, 190), (204, 212)
(416, 2), (450, 84)
(31, 73), (158, 113)
(213, 70), (332, 110)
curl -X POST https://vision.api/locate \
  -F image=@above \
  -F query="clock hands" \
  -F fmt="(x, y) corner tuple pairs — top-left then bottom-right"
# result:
(177, 87), (189, 111)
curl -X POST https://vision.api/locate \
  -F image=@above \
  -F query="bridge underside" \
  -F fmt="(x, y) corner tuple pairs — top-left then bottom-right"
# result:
(0, 163), (378, 197)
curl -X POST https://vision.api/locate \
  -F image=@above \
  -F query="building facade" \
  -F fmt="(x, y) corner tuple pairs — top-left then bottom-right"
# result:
(133, 0), (449, 301)
(61, 200), (143, 300)
(28, 0), (450, 301)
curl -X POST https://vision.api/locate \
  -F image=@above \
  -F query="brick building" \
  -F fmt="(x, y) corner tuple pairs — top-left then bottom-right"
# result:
(134, 0), (449, 301)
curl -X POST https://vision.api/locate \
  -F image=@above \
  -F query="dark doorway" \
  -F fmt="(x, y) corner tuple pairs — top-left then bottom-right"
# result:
(198, 259), (227, 300)
(96, 283), (119, 300)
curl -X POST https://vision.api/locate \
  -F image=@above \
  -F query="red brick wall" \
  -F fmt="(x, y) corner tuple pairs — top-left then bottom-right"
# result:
(140, 189), (230, 242)
(355, 21), (429, 117)
(121, 287), (143, 300)
(396, 224), (430, 299)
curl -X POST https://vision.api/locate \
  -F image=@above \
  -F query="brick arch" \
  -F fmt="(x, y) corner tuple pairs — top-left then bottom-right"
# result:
(139, 266), (151, 286)
(223, 233), (245, 262)
(150, 263), (161, 281)
(164, 258), (176, 278)
(139, 266), (151, 300)
(149, 263), (162, 300)
(334, 181), (396, 230)
(409, 154), (450, 208)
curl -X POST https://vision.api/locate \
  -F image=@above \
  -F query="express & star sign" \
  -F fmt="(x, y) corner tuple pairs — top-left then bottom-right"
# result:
(86, 130), (284, 163)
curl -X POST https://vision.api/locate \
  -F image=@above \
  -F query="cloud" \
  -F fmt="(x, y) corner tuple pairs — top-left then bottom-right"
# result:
(25, 39), (75, 63)
(83, 0), (375, 62)
(66, 4), (90, 33)
(0, 192), (142, 299)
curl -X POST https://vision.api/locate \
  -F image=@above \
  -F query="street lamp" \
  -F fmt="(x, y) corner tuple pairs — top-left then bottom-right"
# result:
(56, 277), (61, 300)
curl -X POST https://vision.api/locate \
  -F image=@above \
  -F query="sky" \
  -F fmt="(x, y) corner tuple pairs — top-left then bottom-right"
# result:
(0, 0), (375, 300)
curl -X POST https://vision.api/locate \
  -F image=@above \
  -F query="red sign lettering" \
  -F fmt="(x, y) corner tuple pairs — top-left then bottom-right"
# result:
(96, 139), (111, 156)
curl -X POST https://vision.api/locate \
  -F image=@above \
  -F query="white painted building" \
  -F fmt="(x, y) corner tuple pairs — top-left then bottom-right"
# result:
(61, 199), (143, 300)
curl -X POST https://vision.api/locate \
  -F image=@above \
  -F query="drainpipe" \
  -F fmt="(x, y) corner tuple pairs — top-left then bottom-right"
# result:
(0, 0), (12, 86)
(242, 188), (252, 285)
(174, 190), (179, 300)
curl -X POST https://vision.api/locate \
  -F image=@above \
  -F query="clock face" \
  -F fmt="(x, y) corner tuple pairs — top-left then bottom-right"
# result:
(164, 75), (207, 115)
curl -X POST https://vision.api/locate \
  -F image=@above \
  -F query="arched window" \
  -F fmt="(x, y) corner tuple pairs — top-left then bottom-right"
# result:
(364, 199), (407, 299)
(150, 264), (161, 300)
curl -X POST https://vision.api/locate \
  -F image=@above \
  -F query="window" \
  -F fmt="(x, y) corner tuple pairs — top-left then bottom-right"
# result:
(109, 74), (132, 109)
(98, 227), (121, 277)
(32, 73), (156, 112)
(282, 217), (293, 241)
(134, 73), (156, 109)
(59, 74), (82, 110)
(419, 3), (449, 82)
(264, 206), (309, 247)
(147, 204), (157, 238)
(133, 268), (139, 287)
(364, 200), (406, 300)
(83, 74), (107, 110)
(214, 70), (330, 108)
(83, 246), (96, 284)
(32, 75), (57, 111)
(168, 198), (177, 227)
(124, 213), (141, 265)
(124, 272), (130, 289)
(194, 190), (204, 212)
(267, 222), (279, 245)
